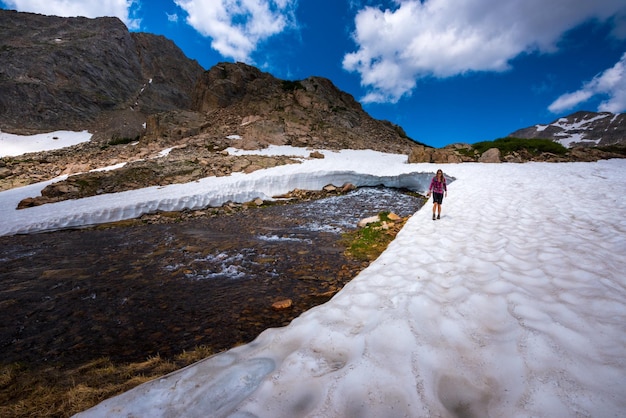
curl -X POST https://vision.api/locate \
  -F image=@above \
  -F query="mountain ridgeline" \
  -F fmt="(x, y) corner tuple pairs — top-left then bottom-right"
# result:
(508, 111), (626, 148)
(0, 9), (418, 154)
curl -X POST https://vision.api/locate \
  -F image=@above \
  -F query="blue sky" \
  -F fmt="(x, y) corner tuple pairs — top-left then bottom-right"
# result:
(2, 0), (626, 148)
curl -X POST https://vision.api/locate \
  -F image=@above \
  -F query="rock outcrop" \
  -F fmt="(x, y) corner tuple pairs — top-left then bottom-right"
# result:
(478, 147), (501, 163)
(144, 62), (421, 154)
(407, 145), (464, 163)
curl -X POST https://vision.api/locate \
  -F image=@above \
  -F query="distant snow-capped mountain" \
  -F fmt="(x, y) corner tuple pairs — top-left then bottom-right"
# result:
(509, 111), (625, 147)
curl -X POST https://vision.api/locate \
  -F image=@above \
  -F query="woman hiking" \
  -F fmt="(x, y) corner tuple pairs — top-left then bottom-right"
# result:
(426, 169), (447, 220)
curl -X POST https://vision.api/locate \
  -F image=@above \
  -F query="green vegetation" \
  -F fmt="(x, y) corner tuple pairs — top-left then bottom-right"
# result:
(472, 137), (567, 156)
(456, 147), (478, 158)
(342, 211), (404, 262)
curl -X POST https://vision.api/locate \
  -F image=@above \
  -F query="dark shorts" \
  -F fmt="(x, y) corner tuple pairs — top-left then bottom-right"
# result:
(432, 192), (444, 204)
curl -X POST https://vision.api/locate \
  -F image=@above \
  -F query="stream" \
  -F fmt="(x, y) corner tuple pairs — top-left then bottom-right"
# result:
(0, 187), (425, 368)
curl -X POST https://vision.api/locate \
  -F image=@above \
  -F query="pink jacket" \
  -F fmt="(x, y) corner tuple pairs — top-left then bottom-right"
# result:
(428, 177), (447, 194)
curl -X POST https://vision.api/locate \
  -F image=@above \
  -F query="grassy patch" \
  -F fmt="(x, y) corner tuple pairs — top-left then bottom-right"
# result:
(341, 211), (407, 262)
(472, 137), (568, 156)
(0, 346), (216, 418)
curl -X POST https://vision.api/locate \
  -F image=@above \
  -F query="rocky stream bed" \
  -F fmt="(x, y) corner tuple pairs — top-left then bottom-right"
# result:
(0, 187), (425, 370)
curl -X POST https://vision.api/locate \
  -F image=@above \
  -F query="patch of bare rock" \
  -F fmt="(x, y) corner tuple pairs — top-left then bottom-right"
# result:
(14, 143), (303, 208)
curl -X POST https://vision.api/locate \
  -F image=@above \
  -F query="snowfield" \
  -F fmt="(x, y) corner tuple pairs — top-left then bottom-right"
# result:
(1, 136), (625, 417)
(0, 130), (91, 157)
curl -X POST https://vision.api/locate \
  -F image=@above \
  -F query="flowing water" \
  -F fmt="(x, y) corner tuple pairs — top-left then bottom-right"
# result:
(0, 187), (424, 368)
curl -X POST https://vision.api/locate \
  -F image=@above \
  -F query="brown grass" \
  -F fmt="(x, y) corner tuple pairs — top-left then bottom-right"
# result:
(0, 345), (216, 418)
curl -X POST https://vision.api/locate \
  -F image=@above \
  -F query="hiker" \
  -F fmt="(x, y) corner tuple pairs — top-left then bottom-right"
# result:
(426, 169), (447, 220)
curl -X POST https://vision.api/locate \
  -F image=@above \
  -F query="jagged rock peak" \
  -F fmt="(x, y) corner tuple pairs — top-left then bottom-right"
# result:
(171, 61), (418, 153)
(508, 111), (626, 147)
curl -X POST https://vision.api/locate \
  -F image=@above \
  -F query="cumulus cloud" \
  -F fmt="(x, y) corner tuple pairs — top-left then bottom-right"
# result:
(549, 52), (626, 114)
(2, 0), (140, 29)
(343, 0), (626, 103)
(173, 0), (297, 63)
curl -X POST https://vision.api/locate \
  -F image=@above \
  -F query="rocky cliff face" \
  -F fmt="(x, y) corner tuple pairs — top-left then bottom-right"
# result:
(145, 62), (419, 154)
(0, 10), (204, 139)
(508, 111), (626, 147)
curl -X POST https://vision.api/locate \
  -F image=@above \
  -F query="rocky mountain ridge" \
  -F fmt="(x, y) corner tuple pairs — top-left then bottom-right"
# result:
(508, 111), (626, 147)
(144, 62), (418, 153)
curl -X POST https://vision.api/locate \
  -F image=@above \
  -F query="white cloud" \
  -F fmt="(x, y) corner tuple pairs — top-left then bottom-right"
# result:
(166, 12), (178, 23)
(343, 0), (626, 103)
(173, 0), (297, 63)
(549, 52), (626, 114)
(2, 0), (140, 29)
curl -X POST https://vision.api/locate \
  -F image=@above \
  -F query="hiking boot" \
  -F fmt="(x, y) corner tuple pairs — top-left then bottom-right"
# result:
(437, 214), (440, 219)
(432, 214), (436, 220)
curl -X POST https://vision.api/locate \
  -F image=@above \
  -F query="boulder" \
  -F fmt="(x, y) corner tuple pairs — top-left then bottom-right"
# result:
(478, 148), (501, 163)
(407, 145), (430, 163)
(407, 145), (462, 163)
(341, 183), (356, 192)
(271, 299), (293, 310)
(358, 215), (380, 228)
(386, 212), (401, 221)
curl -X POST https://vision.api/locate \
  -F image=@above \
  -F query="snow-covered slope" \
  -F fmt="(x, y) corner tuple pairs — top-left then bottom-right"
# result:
(0, 130), (91, 157)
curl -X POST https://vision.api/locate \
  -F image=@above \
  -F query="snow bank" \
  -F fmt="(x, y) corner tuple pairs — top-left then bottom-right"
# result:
(0, 147), (433, 236)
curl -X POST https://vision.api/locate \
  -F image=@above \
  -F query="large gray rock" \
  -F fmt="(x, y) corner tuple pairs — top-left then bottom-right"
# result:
(478, 147), (501, 163)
